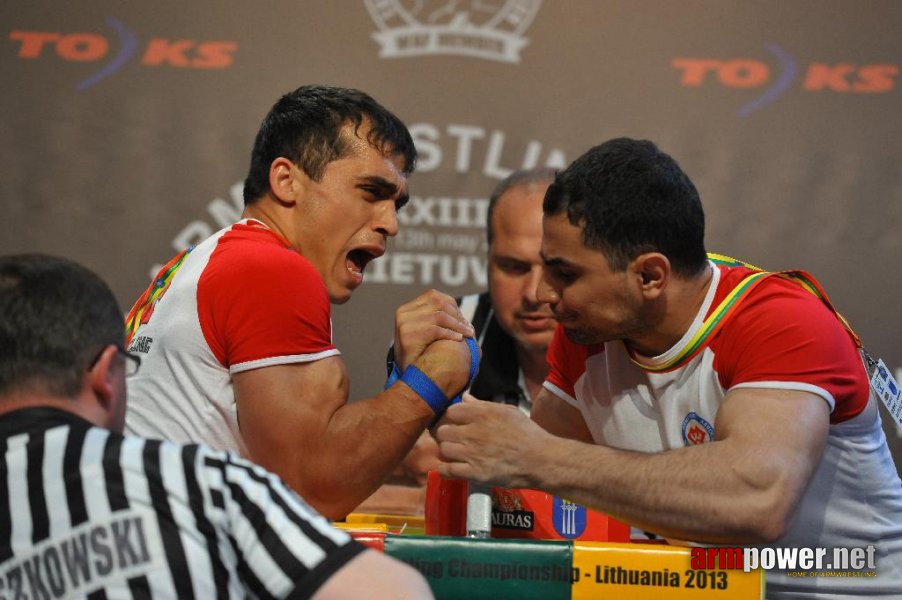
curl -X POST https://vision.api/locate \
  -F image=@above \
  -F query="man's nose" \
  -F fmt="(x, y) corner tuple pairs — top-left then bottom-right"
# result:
(536, 272), (559, 305)
(522, 266), (543, 305)
(375, 201), (399, 237)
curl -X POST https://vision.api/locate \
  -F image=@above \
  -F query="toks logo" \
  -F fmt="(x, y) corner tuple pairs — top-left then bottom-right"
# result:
(672, 43), (898, 116)
(8, 18), (237, 91)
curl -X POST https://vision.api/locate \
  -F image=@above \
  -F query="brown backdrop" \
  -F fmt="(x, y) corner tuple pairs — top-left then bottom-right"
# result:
(2, 0), (900, 468)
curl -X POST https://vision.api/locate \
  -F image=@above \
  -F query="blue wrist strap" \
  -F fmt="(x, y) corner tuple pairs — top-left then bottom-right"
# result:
(452, 336), (481, 405)
(387, 337), (480, 415)
(384, 361), (402, 390)
(401, 365), (449, 415)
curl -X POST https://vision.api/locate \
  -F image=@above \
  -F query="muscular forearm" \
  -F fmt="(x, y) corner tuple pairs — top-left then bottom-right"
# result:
(440, 389), (826, 544)
(291, 385), (435, 519)
(526, 435), (803, 544)
(309, 346), (470, 516)
(238, 338), (473, 520)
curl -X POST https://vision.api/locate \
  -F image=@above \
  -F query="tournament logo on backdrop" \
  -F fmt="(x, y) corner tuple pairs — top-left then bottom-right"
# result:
(364, 0), (542, 63)
(552, 497), (586, 539)
(681, 412), (715, 446)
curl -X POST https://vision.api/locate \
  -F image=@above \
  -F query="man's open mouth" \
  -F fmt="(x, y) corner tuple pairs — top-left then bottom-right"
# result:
(346, 248), (380, 277)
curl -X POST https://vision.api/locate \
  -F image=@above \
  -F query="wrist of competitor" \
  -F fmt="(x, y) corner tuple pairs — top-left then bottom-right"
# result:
(385, 337), (480, 416)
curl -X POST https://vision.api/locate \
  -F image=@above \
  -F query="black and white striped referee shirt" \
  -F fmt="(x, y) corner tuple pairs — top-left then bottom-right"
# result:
(0, 407), (365, 599)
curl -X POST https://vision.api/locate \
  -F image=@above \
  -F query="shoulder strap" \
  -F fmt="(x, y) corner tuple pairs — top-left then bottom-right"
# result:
(124, 247), (193, 346)
(633, 253), (861, 373)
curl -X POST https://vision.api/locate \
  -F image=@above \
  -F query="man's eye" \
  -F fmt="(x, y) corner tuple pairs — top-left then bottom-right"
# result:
(497, 260), (530, 275)
(552, 269), (576, 284)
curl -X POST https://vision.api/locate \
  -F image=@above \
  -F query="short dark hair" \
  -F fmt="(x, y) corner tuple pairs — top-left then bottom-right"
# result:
(486, 167), (557, 246)
(544, 138), (707, 277)
(243, 85), (417, 205)
(0, 254), (123, 397)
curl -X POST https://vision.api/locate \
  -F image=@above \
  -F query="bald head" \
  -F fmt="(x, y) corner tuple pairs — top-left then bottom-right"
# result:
(486, 169), (557, 353)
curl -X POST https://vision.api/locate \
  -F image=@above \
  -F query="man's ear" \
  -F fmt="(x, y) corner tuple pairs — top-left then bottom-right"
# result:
(268, 157), (300, 205)
(87, 345), (119, 412)
(631, 253), (670, 299)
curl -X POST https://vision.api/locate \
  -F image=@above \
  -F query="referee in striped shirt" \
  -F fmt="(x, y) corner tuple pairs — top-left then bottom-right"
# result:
(0, 254), (432, 599)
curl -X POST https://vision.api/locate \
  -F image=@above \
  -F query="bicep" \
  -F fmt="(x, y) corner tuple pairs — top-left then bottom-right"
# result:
(715, 387), (830, 497)
(233, 356), (349, 489)
(531, 388), (594, 443)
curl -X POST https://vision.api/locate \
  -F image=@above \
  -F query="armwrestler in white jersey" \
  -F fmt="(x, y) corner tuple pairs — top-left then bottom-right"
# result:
(435, 138), (902, 599)
(125, 85), (476, 521)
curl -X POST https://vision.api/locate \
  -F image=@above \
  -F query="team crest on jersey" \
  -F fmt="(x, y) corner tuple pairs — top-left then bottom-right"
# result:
(364, 0), (542, 63)
(681, 412), (714, 446)
(552, 497), (586, 539)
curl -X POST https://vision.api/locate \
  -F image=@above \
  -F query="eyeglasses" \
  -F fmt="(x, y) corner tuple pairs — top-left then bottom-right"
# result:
(118, 347), (142, 377)
(89, 345), (142, 377)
